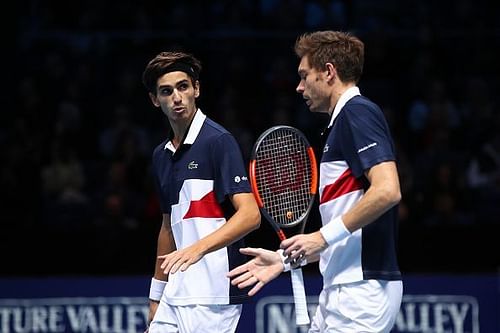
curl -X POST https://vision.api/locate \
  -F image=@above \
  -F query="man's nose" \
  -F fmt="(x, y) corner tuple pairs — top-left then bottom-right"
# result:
(296, 82), (304, 94)
(172, 89), (182, 102)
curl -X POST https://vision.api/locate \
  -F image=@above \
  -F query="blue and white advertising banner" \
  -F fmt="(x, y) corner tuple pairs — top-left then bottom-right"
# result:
(244, 274), (498, 333)
(0, 274), (497, 332)
(252, 294), (481, 333)
(0, 297), (148, 333)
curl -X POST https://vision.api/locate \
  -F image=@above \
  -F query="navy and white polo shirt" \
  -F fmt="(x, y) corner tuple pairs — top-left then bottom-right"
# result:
(318, 87), (402, 287)
(151, 109), (252, 305)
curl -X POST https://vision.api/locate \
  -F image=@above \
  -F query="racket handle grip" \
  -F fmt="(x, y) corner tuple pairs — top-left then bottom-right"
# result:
(290, 268), (310, 326)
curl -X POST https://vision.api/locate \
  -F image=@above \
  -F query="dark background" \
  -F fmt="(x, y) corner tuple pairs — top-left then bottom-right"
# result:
(2, 0), (499, 276)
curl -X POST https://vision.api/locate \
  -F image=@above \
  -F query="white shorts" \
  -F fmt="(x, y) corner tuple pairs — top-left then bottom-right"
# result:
(309, 279), (403, 333)
(148, 302), (242, 333)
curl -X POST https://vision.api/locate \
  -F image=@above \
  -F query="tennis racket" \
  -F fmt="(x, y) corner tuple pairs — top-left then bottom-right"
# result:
(249, 125), (318, 326)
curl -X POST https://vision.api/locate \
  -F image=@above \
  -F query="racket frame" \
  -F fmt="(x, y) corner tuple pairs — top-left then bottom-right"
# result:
(249, 125), (318, 233)
(248, 125), (318, 326)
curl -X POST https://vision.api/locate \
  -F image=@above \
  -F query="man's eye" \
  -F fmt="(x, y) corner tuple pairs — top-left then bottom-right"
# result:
(178, 83), (189, 91)
(160, 88), (173, 96)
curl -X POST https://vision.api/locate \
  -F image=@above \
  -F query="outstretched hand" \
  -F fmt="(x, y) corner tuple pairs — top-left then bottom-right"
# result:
(227, 247), (284, 296)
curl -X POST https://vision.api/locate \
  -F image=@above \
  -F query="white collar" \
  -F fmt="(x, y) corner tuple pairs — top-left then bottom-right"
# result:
(328, 86), (361, 128)
(164, 109), (206, 152)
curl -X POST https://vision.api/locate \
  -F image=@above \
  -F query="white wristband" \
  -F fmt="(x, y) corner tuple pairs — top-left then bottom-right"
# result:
(277, 249), (307, 272)
(319, 216), (351, 246)
(149, 278), (167, 301)
(277, 249), (291, 272)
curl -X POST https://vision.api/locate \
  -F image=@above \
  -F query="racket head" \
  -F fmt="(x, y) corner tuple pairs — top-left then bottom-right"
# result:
(249, 125), (318, 228)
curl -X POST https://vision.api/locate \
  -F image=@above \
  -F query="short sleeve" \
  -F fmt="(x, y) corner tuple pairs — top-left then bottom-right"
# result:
(212, 133), (252, 201)
(151, 147), (172, 214)
(338, 102), (396, 177)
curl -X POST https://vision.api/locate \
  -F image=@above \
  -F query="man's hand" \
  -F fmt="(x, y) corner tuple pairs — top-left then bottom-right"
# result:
(147, 299), (159, 331)
(227, 247), (284, 296)
(159, 242), (205, 275)
(280, 231), (328, 262)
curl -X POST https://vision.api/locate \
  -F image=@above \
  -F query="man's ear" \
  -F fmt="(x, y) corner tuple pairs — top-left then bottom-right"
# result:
(149, 92), (160, 107)
(325, 63), (337, 83)
(194, 80), (200, 98)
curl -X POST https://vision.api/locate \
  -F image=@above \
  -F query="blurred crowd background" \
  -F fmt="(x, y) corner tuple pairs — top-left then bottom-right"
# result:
(2, 0), (499, 276)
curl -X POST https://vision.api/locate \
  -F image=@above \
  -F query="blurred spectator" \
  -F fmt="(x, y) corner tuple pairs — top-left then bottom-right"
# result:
(466, 114), (500, 222)
(41, 140), (91, 229)
(99, 104), (150, 160)
(459, 77), (496, 148)
(421, 161), (473, 226)
(94, 161), (145, 230)
(408, 79), (462, 145)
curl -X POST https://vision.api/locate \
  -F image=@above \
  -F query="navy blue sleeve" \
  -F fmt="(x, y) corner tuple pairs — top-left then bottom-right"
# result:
(151, 145), (171, 214)
(339, 102), (396, 178)
(153, 173), (170, 214)
(212, 133), (252, 202)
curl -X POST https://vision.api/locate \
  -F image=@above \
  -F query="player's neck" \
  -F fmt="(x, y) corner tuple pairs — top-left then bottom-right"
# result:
(329, 82), (357, 113)
(170, 126), (186, 149)
(169, 112), (196, 148)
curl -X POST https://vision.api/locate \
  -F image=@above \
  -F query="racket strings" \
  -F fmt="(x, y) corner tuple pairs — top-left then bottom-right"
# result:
(254, 129), (313, 226)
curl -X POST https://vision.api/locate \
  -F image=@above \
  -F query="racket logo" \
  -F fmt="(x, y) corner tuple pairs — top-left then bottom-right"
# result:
(257, 153), (307, 194)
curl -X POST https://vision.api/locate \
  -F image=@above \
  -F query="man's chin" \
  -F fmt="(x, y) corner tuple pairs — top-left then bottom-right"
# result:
(307, 105), (319, 113)
(308, 106), (329, 115)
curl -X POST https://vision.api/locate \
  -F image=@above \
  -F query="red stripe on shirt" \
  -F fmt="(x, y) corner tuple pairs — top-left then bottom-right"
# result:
(183, 191), (224, 219)
(320, 168), (363, 204)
